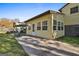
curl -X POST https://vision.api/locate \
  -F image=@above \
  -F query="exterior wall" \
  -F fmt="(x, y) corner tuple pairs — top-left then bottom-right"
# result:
(52, 14), (64, 38)
(25, 13), (64, 39)
(26, 14), (53, 39)
(61, 3), (79, 25)
(61, 3), (79, 36)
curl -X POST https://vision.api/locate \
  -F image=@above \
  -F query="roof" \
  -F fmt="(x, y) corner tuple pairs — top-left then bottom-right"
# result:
(59, 3), (70, 12)
(24, 10), (64, 22)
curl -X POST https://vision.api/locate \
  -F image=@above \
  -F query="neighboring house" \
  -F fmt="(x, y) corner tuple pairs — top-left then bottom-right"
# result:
(25, 3), (79, 39)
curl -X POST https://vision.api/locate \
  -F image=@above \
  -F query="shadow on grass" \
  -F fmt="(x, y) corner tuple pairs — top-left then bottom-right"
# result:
(0, 33), (28, 56)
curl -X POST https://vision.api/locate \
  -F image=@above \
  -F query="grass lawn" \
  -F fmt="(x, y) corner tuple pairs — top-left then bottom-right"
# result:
(0, 33), (28, 56)
(57, 36), (79, 47)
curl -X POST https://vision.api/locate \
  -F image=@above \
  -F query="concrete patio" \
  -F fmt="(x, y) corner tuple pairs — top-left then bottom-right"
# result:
(16, 36), (79, 56)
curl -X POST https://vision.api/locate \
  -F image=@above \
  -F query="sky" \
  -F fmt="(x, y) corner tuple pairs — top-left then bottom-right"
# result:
(0, 3), (66, 22)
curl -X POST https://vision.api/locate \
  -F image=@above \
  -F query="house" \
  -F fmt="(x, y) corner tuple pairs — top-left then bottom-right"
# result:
(25, 3), (79, 39)
(25, 10), (64, 39)
(59, 3), (79, 36)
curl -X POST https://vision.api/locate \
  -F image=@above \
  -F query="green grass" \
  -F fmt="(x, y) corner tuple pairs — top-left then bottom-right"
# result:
(0, 33), (28, 56)
(57, 36), (79, 47)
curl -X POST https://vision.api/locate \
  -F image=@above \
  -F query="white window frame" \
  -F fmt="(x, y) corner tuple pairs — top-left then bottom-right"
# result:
(53, 20), (57, 30)
(42, 20), (48, 30)
(37, 22), (41, 30)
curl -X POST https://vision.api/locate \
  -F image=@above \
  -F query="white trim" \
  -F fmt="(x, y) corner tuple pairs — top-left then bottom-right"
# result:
(42, 20), (48, 30)
(51, 14), (53, 33)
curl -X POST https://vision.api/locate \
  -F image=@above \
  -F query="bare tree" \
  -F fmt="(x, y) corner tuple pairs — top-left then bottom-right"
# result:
(14, 18), (20, 22)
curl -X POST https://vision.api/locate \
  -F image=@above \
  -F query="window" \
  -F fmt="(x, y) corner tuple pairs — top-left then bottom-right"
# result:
(58, 21), (61, 30)
(32, 24), (35, 32)
(53, 20), (57, 30)
(42, 21), (48, 30)
(58, 21), (63, 30)
(53, 20), (63, 31)
(70, 6), (78, 14)
(61, 22), (63, 30)
(28, 26), (31, 30)
(37, 22), (41, 30)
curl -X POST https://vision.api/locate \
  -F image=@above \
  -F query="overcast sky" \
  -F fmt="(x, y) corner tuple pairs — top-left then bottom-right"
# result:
(0, 3), (65, 22)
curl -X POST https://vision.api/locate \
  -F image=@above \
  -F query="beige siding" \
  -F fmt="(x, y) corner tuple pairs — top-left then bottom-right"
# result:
(25, 13), (64, 39)
(26, 14), (53, 39)
(52, 14), (64, 38)
(61, 3), (79, 25)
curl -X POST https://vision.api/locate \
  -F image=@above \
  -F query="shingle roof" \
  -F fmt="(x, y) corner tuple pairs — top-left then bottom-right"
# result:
(24, 10), (64, 22)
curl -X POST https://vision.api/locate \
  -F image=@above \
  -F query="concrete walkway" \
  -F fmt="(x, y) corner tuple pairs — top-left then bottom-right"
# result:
(16, 36), (79, 56)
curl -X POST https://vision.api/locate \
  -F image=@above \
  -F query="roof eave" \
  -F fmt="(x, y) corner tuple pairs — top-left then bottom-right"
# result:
(59, 3), (70, 12)
(24, 10), (52, 22)
(24, 10), (64, 23)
